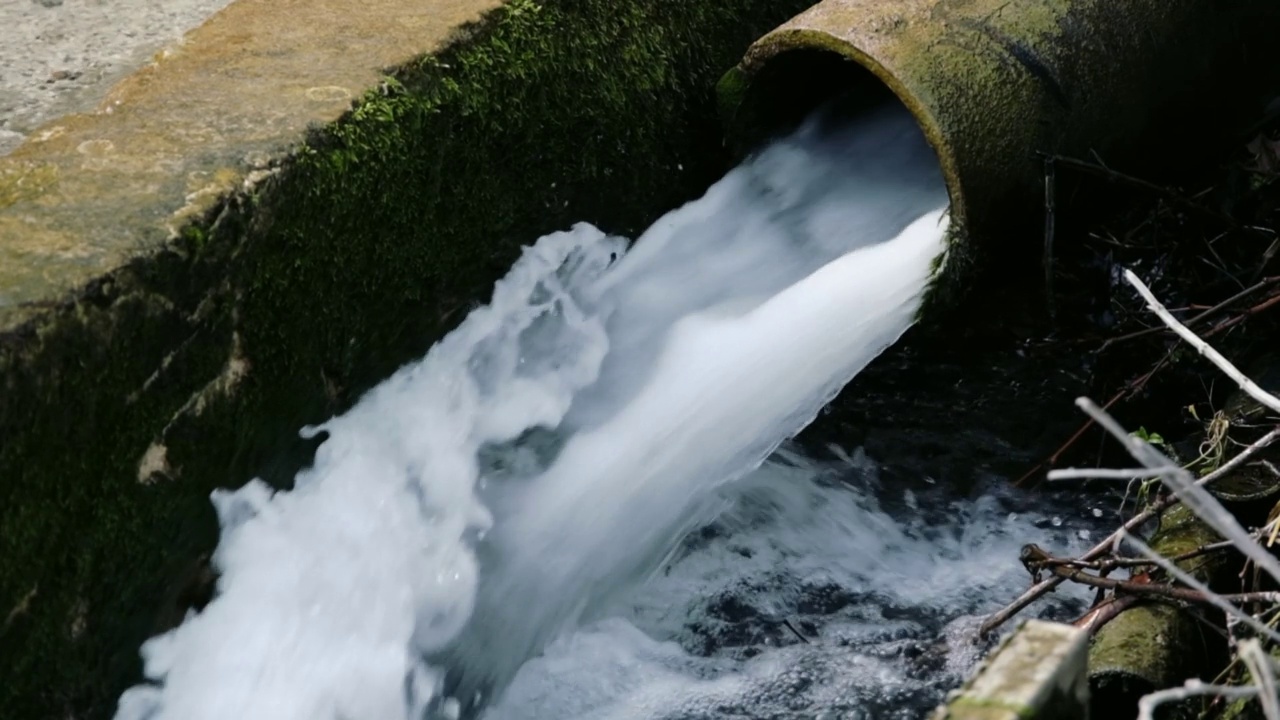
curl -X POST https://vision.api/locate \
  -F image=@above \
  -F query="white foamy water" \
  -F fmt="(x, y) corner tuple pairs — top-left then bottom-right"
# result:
(115, 104), (954, 720)
(485, 450), (1100, 720)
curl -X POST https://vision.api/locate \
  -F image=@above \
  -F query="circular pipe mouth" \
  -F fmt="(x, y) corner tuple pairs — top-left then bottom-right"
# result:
(720, 42), (961, 226)
(718, 42), (966, 313)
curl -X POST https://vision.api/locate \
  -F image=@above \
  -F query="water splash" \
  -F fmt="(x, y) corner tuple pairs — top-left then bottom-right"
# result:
(115, 103), (949, 720)
(486, 450), (1101, 720)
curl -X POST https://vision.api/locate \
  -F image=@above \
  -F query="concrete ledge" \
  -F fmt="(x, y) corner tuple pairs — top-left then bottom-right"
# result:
(0, 0), (814, 715)
(0, 0), (237, 156)
(934, 620), (1090, 720)
(0, 0), (503, 326)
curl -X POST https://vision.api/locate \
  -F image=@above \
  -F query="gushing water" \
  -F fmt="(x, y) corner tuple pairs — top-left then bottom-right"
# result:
(116, 104), (958, 720)
(486, 451), (1100, 720)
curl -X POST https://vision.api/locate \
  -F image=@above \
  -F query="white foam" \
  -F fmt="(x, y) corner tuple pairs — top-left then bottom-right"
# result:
(486, 455), (1101, 720)
(115, 103), (950, 720)
(443, 208), (948, 702)
(116, 226), (625, 720)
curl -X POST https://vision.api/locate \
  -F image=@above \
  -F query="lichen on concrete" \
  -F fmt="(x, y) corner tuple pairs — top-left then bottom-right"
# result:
(0, 0), (815, 716)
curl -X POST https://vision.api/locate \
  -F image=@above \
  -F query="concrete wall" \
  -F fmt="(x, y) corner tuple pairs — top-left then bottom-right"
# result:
(0, 0), (815, 715)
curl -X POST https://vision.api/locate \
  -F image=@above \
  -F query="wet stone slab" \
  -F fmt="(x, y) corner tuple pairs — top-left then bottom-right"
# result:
(933, 619), (1090, 720)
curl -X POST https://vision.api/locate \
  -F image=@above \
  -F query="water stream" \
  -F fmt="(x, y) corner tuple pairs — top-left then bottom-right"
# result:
(115, 104), (1097, 720)
(486, 451), (1100, 720)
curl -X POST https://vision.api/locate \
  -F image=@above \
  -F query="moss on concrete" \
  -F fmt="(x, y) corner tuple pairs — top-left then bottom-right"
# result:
(0, 0), (814, 716)
(1087, 505), (1229, 718)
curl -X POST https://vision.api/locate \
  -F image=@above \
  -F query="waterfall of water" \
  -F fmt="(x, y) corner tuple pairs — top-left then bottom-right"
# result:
(115, 103), (957, 720)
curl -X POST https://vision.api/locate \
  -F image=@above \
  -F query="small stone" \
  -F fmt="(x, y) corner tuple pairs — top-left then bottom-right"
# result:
(49, 70), (70, 81)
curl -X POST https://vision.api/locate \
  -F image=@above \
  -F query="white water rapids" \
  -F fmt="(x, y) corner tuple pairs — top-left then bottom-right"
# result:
(114, 104), (1097, 720)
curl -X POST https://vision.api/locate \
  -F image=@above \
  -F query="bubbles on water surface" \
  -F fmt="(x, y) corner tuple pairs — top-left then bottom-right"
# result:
(486, 450), (1107, 720)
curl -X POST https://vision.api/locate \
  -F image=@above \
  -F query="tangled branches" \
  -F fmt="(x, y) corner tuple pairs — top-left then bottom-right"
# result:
(980, 269), (1280, 718)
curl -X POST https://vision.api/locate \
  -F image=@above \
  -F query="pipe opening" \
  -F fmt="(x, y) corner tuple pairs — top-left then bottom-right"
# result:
(726, 49), (901, 156)
(721, 47), (965, 312)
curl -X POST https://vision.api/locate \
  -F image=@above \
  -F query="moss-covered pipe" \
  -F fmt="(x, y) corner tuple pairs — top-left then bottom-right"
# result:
(718, 0), (1280, 300)
(1087, 505), (1231, 720)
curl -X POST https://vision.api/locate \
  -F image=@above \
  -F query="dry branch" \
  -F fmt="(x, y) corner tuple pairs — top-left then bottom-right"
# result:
(1124, 268), (1280, 416)
(981, 268), (1280, 636)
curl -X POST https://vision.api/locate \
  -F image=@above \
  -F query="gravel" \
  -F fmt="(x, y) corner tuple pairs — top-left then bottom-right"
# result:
(0, 0), (235, 156)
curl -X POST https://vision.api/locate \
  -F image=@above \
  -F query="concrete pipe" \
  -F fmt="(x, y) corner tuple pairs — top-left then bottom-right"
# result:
(718, 0), (1280, 301)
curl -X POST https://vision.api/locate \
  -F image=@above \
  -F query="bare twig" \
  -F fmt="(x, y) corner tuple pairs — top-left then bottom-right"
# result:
(1014, 350), (1173, 488)
(1097, 276), (1280, 351)
(1119, 531), (1280, 644)
(982, 426), (1280, 637)
(1074, 593), (1141, 634)
(1043, 156), (1057, 319)
(1138, 680), (1257, 720)
(1047, 467), (1162, 481)
(1124, 268), (1280, 416)
(1028, 538), (1237, 573)
(1165, 539), (1241, 566)
(781, 618), (810, 644)
(1049, 563), (1280, 606)
(1203, 288), (1280, 339)
(1046, 153), (1234, 226)
(1241, 639), (1280, 720)
(1202, 429), (1280, 484)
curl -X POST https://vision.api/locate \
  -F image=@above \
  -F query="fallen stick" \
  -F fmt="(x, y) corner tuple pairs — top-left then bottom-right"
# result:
(1022, 543), (1280, 606)
(1124, 268), (1280, 416)
(1028, 538), (1237, 572)
(1098, 276), (1280, 351)
(981, 425), (1280, 637)
(982, 266), (1280, 637)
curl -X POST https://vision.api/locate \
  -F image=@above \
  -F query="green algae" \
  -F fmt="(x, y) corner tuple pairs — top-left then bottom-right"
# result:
(0, 0), (814, 716)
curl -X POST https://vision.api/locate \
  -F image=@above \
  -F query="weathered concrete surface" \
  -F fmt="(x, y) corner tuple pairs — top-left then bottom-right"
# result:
(934, 619), (1090, 720)
(0, 0), (816, 716)
(0, 0), (237, 156)
(0, 0), (503, 327)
